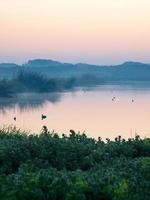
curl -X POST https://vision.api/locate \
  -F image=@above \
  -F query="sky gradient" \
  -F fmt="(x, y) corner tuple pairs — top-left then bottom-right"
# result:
(0, 0), (150, 64)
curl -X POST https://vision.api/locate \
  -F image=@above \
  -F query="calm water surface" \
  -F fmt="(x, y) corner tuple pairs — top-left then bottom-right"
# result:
(0, 85), (150, 139)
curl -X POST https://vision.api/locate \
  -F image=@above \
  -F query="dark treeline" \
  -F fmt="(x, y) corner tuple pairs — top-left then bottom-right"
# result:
(0, 126), (149, 199)
(0, 71), (103, 97)
(1, 59), (150, 98)
(0, 80), (13, 97)
(1, 59), (150, 81)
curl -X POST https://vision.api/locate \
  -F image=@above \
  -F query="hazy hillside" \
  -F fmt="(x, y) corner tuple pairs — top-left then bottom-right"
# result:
(0, 59), (150, 81)
(0, 63), (20, 79)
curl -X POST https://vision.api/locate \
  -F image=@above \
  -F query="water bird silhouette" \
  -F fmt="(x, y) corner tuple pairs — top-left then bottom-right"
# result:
(13, 117), (16, 121)
(112, 97), (116, 101)
(41, 114), (47, 120)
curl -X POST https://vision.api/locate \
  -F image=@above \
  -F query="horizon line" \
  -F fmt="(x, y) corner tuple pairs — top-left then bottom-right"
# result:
(0, 58), (149, 67)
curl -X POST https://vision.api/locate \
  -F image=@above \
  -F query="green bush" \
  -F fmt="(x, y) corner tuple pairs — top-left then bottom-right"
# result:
(0, 126), (149, 199)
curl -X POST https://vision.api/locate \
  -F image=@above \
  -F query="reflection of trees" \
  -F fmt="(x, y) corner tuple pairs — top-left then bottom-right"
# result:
(0, 92), (61, 113)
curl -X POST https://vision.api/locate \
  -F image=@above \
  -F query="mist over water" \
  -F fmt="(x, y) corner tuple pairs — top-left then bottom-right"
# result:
(0, 85), (150, 140)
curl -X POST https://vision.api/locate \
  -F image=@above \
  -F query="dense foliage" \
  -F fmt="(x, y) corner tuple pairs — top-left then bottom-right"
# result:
(0, 80), (13, 97)
(0, 71), (104, 97)
(0, 126), (149, 199)
(0, 72), (76, 97)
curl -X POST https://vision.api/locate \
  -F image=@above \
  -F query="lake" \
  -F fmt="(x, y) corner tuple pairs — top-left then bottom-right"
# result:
(0, 84), (150, 140)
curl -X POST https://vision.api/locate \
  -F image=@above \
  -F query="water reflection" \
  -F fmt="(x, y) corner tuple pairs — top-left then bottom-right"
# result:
(0, 85), (150, 139)
(0, 92), (61, 113)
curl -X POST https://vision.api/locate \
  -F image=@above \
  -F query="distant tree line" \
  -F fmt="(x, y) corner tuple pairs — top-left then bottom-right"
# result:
(0, 80), (13, 97)
(0, 71), (104, 97)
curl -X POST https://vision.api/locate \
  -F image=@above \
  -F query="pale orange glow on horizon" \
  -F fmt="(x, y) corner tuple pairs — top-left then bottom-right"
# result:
(0, 0), (150, 64)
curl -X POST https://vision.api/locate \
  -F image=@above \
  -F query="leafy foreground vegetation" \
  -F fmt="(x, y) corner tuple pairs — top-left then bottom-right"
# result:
(0, 126), (150, 200)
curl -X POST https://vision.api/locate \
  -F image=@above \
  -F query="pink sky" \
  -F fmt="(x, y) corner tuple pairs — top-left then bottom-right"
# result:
(0, 0), (150, 64)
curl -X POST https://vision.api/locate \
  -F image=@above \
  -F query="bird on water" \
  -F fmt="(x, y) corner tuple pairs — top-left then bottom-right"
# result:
(41, 114), (47, 120)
